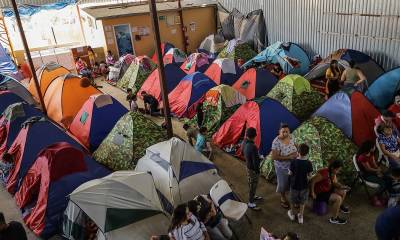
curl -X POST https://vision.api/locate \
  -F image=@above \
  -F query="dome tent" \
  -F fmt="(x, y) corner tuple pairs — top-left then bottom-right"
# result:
(204, 58), (243, 86)
(0, 75), (36, 105)
(163, 47), (187, 65)
(0, 91), (27, 114)
(63, 171), (169, 240)
(93, 111), (168, 171)
(180, 52), (212, 74)
(151, 42), (174, 63)
(232, 68), (278, 100)
(136, 138), (221, 213)
(365, 67), (400, 109)
(217, 39), (257, 62)
(198, 34), (226, 58)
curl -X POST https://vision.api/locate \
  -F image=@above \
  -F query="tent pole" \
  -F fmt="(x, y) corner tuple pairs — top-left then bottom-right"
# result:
(76, 4), (87, 45)
(177, 0), (188, 53)
(149, 0), (173, 138)
(10, 0), (47, 116)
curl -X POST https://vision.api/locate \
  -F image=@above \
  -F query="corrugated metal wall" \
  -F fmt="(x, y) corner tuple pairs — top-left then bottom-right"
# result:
(219, 0), (400, 70)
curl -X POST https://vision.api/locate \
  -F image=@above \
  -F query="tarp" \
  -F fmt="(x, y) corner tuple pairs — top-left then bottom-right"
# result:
(152, 42), (174, 63)
(204, 58), (243, 86)
(313, 90), (380, 146)
(6, 117), (85, 195)
(163, 48), (187, 65)
(267, 74), (324, 120)
(213, 98), (300, 156)
(116, 56), (156, 92)
(180, 52), (211, 74)
(186, 84), (246, 135)
(168, 72), (217, 118)
(365, 67), (400, 109)
(136, 138), (221, 213)
(0, 42), (16, 74)
(0, 103), (42, 158)
(217, 39), (257, 62)
(63, 171), (169, 240)
(69, 94), (128, 152)
(232, 67), (278, 100)
(43, 73), (101, 127)
(138, 64), (186, 102)
(3, 0), (75, 17)
(28, 62), (69, 102)
(93, 111), (168, 171)
(14, 142), (109, 238)
(0, 75), (36, 105)
(243, 42), (310, 75)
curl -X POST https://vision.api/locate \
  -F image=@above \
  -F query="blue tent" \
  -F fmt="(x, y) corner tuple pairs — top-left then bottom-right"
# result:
(70, 94), (128, 152)
(0, 103), (43, 153)
(6, 118), (85, 194)
(0, 91), (25, 114)
(0, 75), (36, 105)
(0, 42), (16, 74)
(365, 67), (400, 109)
(243, 41), (310, 75)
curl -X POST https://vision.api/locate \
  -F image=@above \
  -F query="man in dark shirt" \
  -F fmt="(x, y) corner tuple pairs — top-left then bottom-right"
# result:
(141, 91), (160, 116)
(0, 212), (27, 240)
(243, 127), (262, 210)
(287, 144), (313, 224)
(375, 205), (400, 240)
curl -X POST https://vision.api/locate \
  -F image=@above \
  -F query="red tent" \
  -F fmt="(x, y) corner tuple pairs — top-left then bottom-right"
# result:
(232, 68), (278, 100)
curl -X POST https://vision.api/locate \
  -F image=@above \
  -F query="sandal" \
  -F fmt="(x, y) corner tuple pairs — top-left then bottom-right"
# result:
(280, 200), (290, 209)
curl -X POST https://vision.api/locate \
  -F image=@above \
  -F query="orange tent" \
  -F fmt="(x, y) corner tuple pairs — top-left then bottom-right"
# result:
(28, 62), (69, 101)
(43, 73), (101, 127)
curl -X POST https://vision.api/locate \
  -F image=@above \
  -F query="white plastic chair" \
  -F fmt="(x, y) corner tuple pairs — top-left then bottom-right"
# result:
(351, 155), (380, 198)
(210, 180), (248, 221)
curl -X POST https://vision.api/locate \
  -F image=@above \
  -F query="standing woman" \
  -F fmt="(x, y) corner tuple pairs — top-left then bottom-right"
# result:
(325, 60), (342, 98)
(87, 46), (96, 67)
(271, 123), (298, 209)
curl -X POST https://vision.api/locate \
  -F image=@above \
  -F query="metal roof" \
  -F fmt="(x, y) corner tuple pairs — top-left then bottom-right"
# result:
(81, 0), (217, 20)
(0, 0), (147, 9)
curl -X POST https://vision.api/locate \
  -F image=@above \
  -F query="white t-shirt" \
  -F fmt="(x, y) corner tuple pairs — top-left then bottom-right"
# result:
(169, 215), (206, 240)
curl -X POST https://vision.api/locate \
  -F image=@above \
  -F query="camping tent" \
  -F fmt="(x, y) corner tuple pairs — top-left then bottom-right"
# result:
(180, 52), (211, 74)
(63, 171), (169, 240)
(0, 42), (16, 74)
(0, 103), (42, 157)
(163, 47), (187, 65)
(204, 58), (243, 86)
(93, 111), (168, 171)
(0, 91), (26, 114)
(213, 98), (300, 156)
(116, 56), (157, 92)
(6, 117), (85, 195)
(198, 34), (226, 58)
(313, 90), (380, 146)
(0, 75), (36, 105)
(28, 62), (69, 101)
(108, 54), (135, 84)
(168, 72), (217, 118)
(243, 42), (310, 75)
(217, 39), (257, 62)
(151, 42), (174, 63)
(305, 49), (384, 92)
(266, 74), (324, 120)
(186, 85), (246, 135)
(292, 117), (357, 183)
(14, 142), (110, 238)
(138, 64), (186, 102)
(232, 67), (278, 100)
(136, 137), (221, 213)
(365, 67), (400, 109)
(69, 94), (128, 152)
(43, 73), (101, 127)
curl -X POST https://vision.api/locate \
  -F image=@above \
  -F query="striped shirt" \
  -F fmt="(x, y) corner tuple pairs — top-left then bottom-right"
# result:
(169, 215), (206, 240)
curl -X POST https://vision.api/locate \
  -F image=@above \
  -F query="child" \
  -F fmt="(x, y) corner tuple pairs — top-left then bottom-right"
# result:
(287, 143), (313, 224)
(388, 168), (400, 207)
(195, 127), (211, 157)
(99, 61), (108, 76)
(126, 88), (138, 112)
(0, 153), (13, 185)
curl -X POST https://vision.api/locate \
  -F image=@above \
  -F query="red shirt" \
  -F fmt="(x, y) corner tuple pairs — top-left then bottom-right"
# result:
(389, 104), (400, 130)
(314, 168), (334, 194)
(356, 153), (374, 173)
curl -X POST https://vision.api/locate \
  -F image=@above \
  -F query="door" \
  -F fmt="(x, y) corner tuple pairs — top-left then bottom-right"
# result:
(113, 24), (135, 57)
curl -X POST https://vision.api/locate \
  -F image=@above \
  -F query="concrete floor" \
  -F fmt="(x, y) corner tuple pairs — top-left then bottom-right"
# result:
(0, 78), (382, 240)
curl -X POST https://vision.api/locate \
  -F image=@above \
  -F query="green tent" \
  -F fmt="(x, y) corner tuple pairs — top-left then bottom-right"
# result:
(116, 56), (157, 93)
(261, 116), (357, 184)
(217, 40), (257, 62)
(267, 74), (324, 121)
(186, 85), (246, 135)
(93, 112), (168, 171)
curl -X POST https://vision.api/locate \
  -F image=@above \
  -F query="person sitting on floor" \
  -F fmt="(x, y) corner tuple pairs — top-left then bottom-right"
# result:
(388, 168), (400, 207)
(377, 124), (400, 169)
(183, 124), (199, 146)
(75, 57), (93, 80)
(195, 127), (211, 156)
(340, 60), (367, 92)
(188, 195), (232, 240)
(0, 212), (27, 240)
(106, 50), (115, 66)
(310, 160), (350, 225)
(357, 140), (392, 207)
(126, 88), (138, 112)
(0, 153), (13, 185)
(287, 144), (313, 224)
(141, 91), (160, 116)
(325, 60), (342, 98)
(168, 203), (210, 240)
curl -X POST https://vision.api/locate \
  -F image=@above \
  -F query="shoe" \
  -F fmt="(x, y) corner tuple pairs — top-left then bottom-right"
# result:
(254, 196), (263, 201)
(329, 217), (347, 225)
(297, 214), (304, 224)
(287, 210), (295, 221)
(248, 203), (261, 211)
(340, 205), (350, 214)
